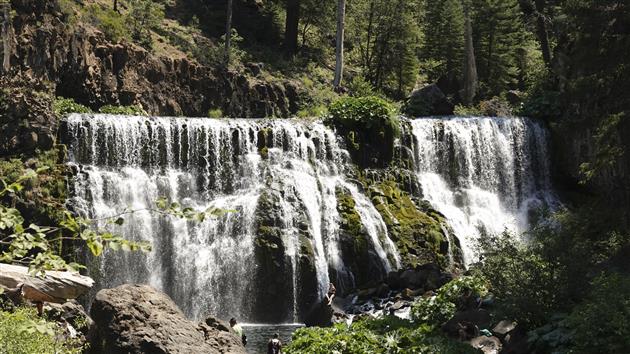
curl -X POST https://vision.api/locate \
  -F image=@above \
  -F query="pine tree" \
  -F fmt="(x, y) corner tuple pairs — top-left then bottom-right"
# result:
(472, 0), (527, 97)
(421, 0), (465, 82)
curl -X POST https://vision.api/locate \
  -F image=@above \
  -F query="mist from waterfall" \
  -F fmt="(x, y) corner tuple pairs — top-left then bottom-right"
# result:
(64, 114), (399, 322)
(410, 117), (558, 263)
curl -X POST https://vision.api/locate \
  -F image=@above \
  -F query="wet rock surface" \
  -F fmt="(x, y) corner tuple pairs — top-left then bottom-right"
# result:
(90, 284), (246, 354)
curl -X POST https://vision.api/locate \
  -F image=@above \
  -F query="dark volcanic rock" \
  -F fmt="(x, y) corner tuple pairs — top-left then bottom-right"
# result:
(3, 0), (300, 118)
(0, 74), (57, 155)
(403, 84), (454, 117)
(90, 284), (246, 354)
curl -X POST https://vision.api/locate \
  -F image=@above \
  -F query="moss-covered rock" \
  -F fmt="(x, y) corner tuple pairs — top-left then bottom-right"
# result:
(325, 96), (400, 168)
(252, 190), (293, 322)
(334, 187), (372, 288)
(367, 179), (458, 268)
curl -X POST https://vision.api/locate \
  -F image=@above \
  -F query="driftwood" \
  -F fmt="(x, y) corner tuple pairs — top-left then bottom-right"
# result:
(0, 263), (94, 303)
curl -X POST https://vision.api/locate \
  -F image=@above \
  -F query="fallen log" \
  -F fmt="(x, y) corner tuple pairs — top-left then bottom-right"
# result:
(0, 263), (94, 303)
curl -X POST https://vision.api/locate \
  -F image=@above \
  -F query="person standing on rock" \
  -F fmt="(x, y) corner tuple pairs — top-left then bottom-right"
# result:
(325, 282), (336, 306)
(229, 318), (247, 345)
(267, 333), (282, 354)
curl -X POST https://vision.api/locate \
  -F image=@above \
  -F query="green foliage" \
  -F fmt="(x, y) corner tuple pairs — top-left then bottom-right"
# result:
(411, 276), (488, 326)
(471, 0), (529, 97)
(348, 0), (422, 97)
(86, 5), (129, 42)
(579, 112), (626, 183)
(568, 273), (630, 353)
(421, 0), (464, 82)
(53, 97), (92, 117)
(327, 96), (398, 137)
(99, 104), (148, 116)
(347, 75), (376, 98)
(475, 231), (558, 327)
(128, 0), (165, 48)
(326, 96), (399, 167)
(519, 86), (562, 120)
(207, 108), (223, 118)
(0, 307), (81, 354)
(286, 316), (480, 354)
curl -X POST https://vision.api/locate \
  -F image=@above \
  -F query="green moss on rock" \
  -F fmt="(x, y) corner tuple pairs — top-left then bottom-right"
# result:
(325, 96), (400, 168)
(368, 180), (450, 268)
(334, 187), (372, 286)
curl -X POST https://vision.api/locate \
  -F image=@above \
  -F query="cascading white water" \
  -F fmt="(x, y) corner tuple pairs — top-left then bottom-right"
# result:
(65, 114), (400, 322)
(410, 117), (557, 263)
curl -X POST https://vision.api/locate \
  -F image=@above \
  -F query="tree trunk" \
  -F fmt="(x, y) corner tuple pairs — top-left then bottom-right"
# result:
(1, 3), (10, 74)
(518, 0), (551, 68)
(462, 3), (478, 105)
(534, 0), (552, 67)
(285, 0), (300, 55)
(225, 0), (233, 66)
(333, 0), (346, 89)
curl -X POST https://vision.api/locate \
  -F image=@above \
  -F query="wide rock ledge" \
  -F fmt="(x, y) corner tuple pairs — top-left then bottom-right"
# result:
(90, 284), (246, 354)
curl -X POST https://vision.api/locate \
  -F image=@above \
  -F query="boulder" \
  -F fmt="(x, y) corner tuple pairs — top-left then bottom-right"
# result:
(385, 271), (402, 289)
(492, 320), (517, 337)
(403, 84), (454, 117)
(400, 269), (425, 289)
(90, 284), (246, 354)
(470, 336), (502, 354)
(442, 309), (492, 337)
(303, 300), (334, 327)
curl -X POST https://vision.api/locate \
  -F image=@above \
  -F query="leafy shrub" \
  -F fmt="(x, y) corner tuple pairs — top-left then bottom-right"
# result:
(286, 316), (479, 354)
(53, 97), (92, 117)
(0, 307), (81, 354)
(85, 5), (129, 42)
(411, 276), (488, 326)
(568, 273), (630, 353)
(454, 104), (483, 116)
(519, 87), (561, 120)
(326, 96), (400, 167)
(99, 104), (148, 116)
(475, 231), (559, 327)
(207, 108), (223, 118)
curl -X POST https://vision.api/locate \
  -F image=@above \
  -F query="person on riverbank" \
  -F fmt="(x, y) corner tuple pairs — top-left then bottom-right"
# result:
(267, 333), (282, 354)
(229, 318), (247, 345)
(325, 282), (336, 306)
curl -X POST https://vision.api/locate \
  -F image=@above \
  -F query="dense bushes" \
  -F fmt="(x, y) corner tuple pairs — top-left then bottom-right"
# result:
(286, 316), (479, 354)
(411, 276), (488, 326)
(474, 205), (630, 351)
(0, 307), (82, 354)
(53, 97), (92, 117)
(326, 96), (400, 167)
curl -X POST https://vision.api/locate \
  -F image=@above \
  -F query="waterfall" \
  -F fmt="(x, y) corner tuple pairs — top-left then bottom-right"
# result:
(64, 114), (400, 322)
(410, 117), (558, 263)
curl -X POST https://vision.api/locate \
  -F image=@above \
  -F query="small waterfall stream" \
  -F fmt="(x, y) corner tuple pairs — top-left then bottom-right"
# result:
(409, 117), (558, 263)
(64, 114), (400, 322)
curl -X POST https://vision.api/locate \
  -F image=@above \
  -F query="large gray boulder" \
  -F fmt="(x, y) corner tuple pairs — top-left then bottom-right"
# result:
(90, 284), (246, 354)
(403, 84), (455, 117)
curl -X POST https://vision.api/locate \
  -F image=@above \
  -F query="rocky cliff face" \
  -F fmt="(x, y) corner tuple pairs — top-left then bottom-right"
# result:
(0, 0), (300, 155)
(552, 119), (630, 225)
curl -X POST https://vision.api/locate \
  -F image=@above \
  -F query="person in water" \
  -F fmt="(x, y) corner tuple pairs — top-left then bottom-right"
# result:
(267, 333), (282, 354)
(325, 282), (336, 306)
(229, 318), (247, 345)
